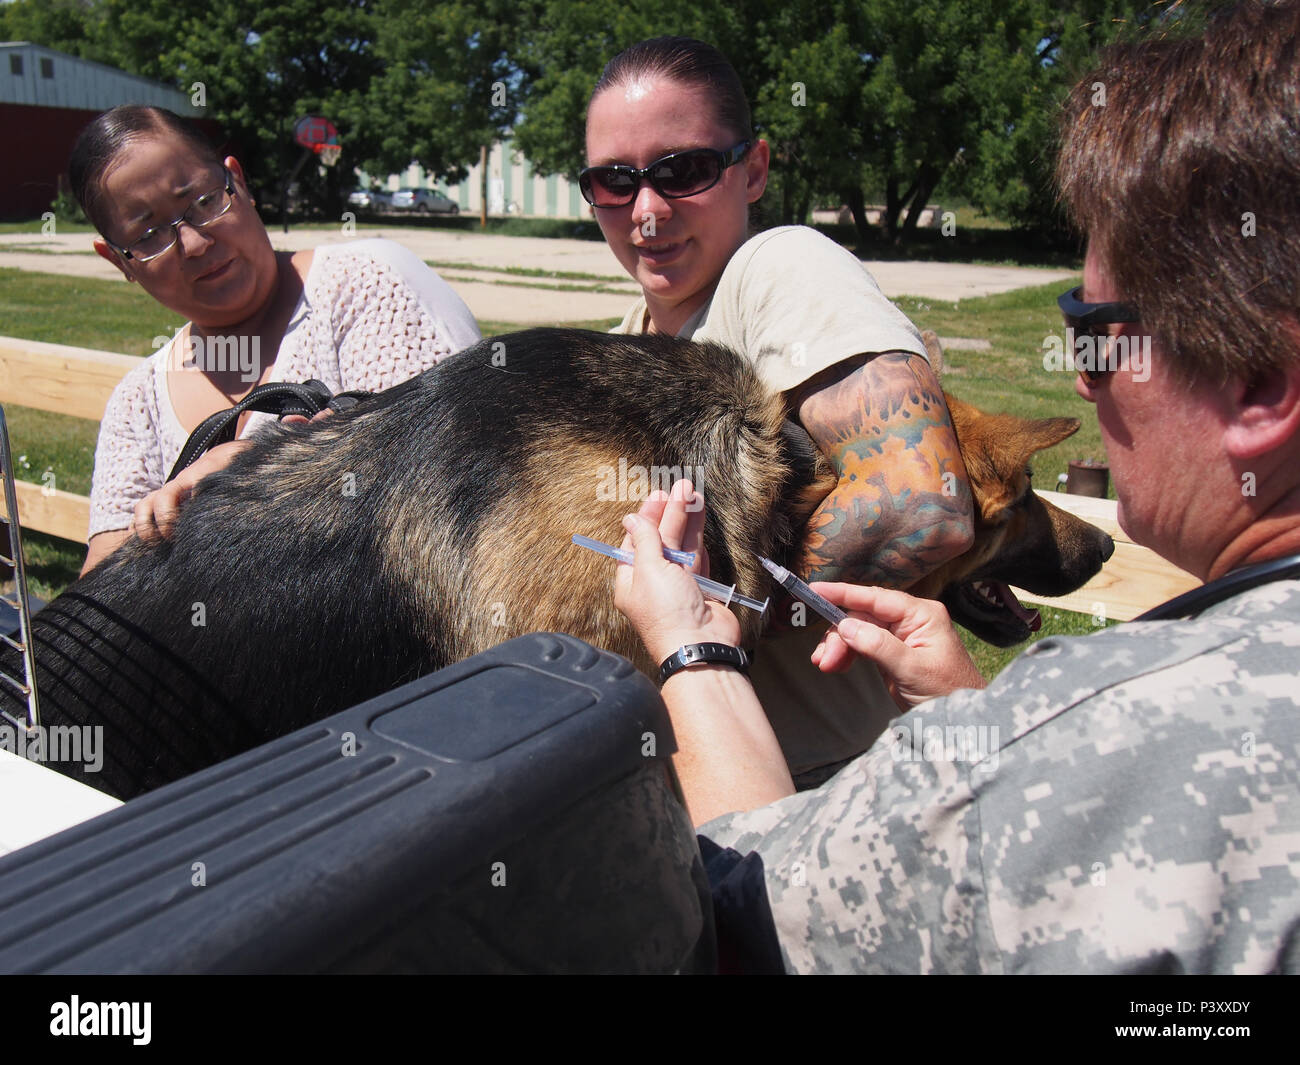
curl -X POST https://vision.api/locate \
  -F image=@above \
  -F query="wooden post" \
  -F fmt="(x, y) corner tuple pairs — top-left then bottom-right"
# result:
(480, 145), (488, 228)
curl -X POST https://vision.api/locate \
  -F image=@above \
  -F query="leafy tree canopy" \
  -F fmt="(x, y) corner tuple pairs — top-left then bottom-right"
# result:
(4, 0), (1182, 239)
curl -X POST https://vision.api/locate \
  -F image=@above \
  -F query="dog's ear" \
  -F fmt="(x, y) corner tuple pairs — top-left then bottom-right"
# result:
(995, 416), (1081, 497)
(1018, 416), (1081, 458)
(944, 394), (1082, 522)
(921, 330), (944, 376)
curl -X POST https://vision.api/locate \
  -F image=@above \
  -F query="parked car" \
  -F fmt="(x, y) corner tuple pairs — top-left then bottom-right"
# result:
(347, 188), (392, 212)
(389, 188), (459, 214)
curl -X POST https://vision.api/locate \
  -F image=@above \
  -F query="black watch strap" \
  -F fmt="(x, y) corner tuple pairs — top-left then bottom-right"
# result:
(658, 643), (750, 685)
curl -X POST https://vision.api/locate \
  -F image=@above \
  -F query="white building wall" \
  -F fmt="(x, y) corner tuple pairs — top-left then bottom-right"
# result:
(367, 140), (588, 220)
(0, 42), (200, 114)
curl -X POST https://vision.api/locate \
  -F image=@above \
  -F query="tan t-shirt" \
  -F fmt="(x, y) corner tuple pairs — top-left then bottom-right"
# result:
(612, 225), (928, 777)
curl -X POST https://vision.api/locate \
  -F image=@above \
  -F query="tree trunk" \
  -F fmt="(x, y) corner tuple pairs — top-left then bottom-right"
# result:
(886, 174), (920, 245)
(900, 165), (942, 242)
(884, 176), (901, 242)
(844, 186), (873, 250)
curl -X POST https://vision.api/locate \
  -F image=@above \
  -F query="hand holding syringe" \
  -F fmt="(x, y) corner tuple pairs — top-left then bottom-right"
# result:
(571, 534), (770, 614)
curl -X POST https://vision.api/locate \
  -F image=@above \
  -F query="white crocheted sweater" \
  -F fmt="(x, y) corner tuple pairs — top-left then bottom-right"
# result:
(88, 239), (481, 537)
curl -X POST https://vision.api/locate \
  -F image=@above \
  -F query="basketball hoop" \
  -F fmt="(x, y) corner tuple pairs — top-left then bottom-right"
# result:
(281, 116), (342, 234)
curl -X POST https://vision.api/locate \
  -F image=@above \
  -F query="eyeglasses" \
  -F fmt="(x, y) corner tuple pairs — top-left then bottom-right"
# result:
(579, 141), (751, 208)
(1057, 285), (1141, 384)
(107, 168), (237, 262)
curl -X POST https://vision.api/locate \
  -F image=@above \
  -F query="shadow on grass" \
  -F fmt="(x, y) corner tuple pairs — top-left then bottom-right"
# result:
(11, 529), (83, 603)
(813, 222), (1082, 268)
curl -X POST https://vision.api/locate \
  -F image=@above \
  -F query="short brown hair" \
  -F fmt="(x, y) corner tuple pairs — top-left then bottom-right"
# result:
(1057, 0), (1300, 385)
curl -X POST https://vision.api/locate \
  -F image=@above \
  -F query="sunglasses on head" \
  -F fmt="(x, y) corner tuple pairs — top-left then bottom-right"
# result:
(1057, 285), (1141, 384)
(579, 141), (751, 208)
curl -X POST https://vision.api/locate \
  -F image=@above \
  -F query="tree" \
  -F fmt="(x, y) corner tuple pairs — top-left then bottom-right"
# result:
(0, 0), (117, 64)
(511, 0), (1051, 246)
(350, 0), (518, 184)
(97, 0), (383, 215)
(9, 0), (1181, 238)
(8, 0), (515, 216)
(750, 5), (877, 230)
(959, 0), (1182, 243)
(508, 0), (751, 177)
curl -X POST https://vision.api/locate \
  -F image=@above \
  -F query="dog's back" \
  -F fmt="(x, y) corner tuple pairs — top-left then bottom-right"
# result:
(7, 330), (807, 798)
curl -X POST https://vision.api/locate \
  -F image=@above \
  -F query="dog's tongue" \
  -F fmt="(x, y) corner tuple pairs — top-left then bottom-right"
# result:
(990, 580), (1042, 631)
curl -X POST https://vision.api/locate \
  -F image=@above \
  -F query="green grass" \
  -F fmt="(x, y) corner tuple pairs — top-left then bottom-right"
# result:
(4, 406), (97, 498)
(470, 318), (622, 337)
(947, 205), (1011, 231)
(4, 265), (1110, 680)
(959, 604), (1114, 679)
(897, 278), (1109, 495)
(0, 220), (95, 235)
(425, 259), (617, 284)
(13, 531), (84, 603)
(0, 267), (185, 353)
(438, 272), (633, 295)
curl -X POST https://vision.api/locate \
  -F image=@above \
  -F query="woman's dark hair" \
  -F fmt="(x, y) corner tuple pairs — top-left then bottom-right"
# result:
(69, 106), (224, 238)
(590, 36), (753, 143)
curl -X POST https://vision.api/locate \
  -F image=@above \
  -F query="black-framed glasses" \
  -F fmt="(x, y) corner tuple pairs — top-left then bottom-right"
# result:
(1058, 285), (1141, 384)
(1057, 285), (1139, 334)
(107, 168), (237, 262)
(579, 141), (751, 208)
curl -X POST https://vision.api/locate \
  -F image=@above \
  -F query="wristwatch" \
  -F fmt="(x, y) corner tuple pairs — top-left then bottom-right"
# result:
(658, 643), (750, 685)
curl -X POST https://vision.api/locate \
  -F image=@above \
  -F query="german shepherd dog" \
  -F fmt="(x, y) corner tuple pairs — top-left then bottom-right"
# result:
(3, 329), (1111, 800)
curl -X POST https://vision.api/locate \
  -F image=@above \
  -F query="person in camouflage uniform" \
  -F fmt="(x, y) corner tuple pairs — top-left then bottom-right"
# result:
(613, 0), (1300, 974)
(698, 578), (1300, 973)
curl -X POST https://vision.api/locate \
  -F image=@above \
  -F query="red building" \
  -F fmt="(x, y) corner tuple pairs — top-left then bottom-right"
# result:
(1, 42), (218, 221)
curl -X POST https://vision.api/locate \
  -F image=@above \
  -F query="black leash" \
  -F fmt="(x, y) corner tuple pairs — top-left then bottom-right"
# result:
(1134, 552), (1300, 621)
(166, 380), (369, 483)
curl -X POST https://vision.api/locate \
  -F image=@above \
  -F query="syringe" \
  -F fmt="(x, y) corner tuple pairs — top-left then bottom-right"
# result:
(756, 554), (848, 625)
(571, 535), (770, 614)
(572, 533), (696, 567)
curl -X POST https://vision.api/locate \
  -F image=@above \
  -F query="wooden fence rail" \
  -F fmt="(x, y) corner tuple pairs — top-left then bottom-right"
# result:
(0, 335), (1199, 618)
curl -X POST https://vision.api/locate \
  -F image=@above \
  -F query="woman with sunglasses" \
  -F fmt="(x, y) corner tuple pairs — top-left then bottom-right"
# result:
(74, 106), (481, 574)
(583, 37), (974, 786)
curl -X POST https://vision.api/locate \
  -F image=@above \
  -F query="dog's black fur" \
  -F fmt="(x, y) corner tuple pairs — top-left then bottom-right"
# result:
(5, 329), (823, 799)
(4, 328), (1113, 801)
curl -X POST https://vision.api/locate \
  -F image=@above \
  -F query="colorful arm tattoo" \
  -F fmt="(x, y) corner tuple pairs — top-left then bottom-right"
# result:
(794, 351), (974, 586)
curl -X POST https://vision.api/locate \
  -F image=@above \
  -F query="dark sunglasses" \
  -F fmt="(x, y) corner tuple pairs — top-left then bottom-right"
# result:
(579, 141), (751, 208)
(1057, 285), (1141, 384)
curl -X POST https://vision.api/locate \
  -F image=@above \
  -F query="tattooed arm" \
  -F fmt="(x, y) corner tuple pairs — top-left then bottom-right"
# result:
(792, 352), (973, 587)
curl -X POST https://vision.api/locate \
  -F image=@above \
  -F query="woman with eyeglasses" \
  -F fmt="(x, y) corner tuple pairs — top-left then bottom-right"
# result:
(582, 37), (974, 787)
(73, 106), (481, 574)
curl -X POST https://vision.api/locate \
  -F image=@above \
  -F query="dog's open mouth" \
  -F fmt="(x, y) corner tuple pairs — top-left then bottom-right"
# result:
(946, 579), (1042, 647)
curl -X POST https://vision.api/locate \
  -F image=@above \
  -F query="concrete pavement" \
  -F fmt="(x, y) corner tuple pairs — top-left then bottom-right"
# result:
(0, 226), (1077, 325)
